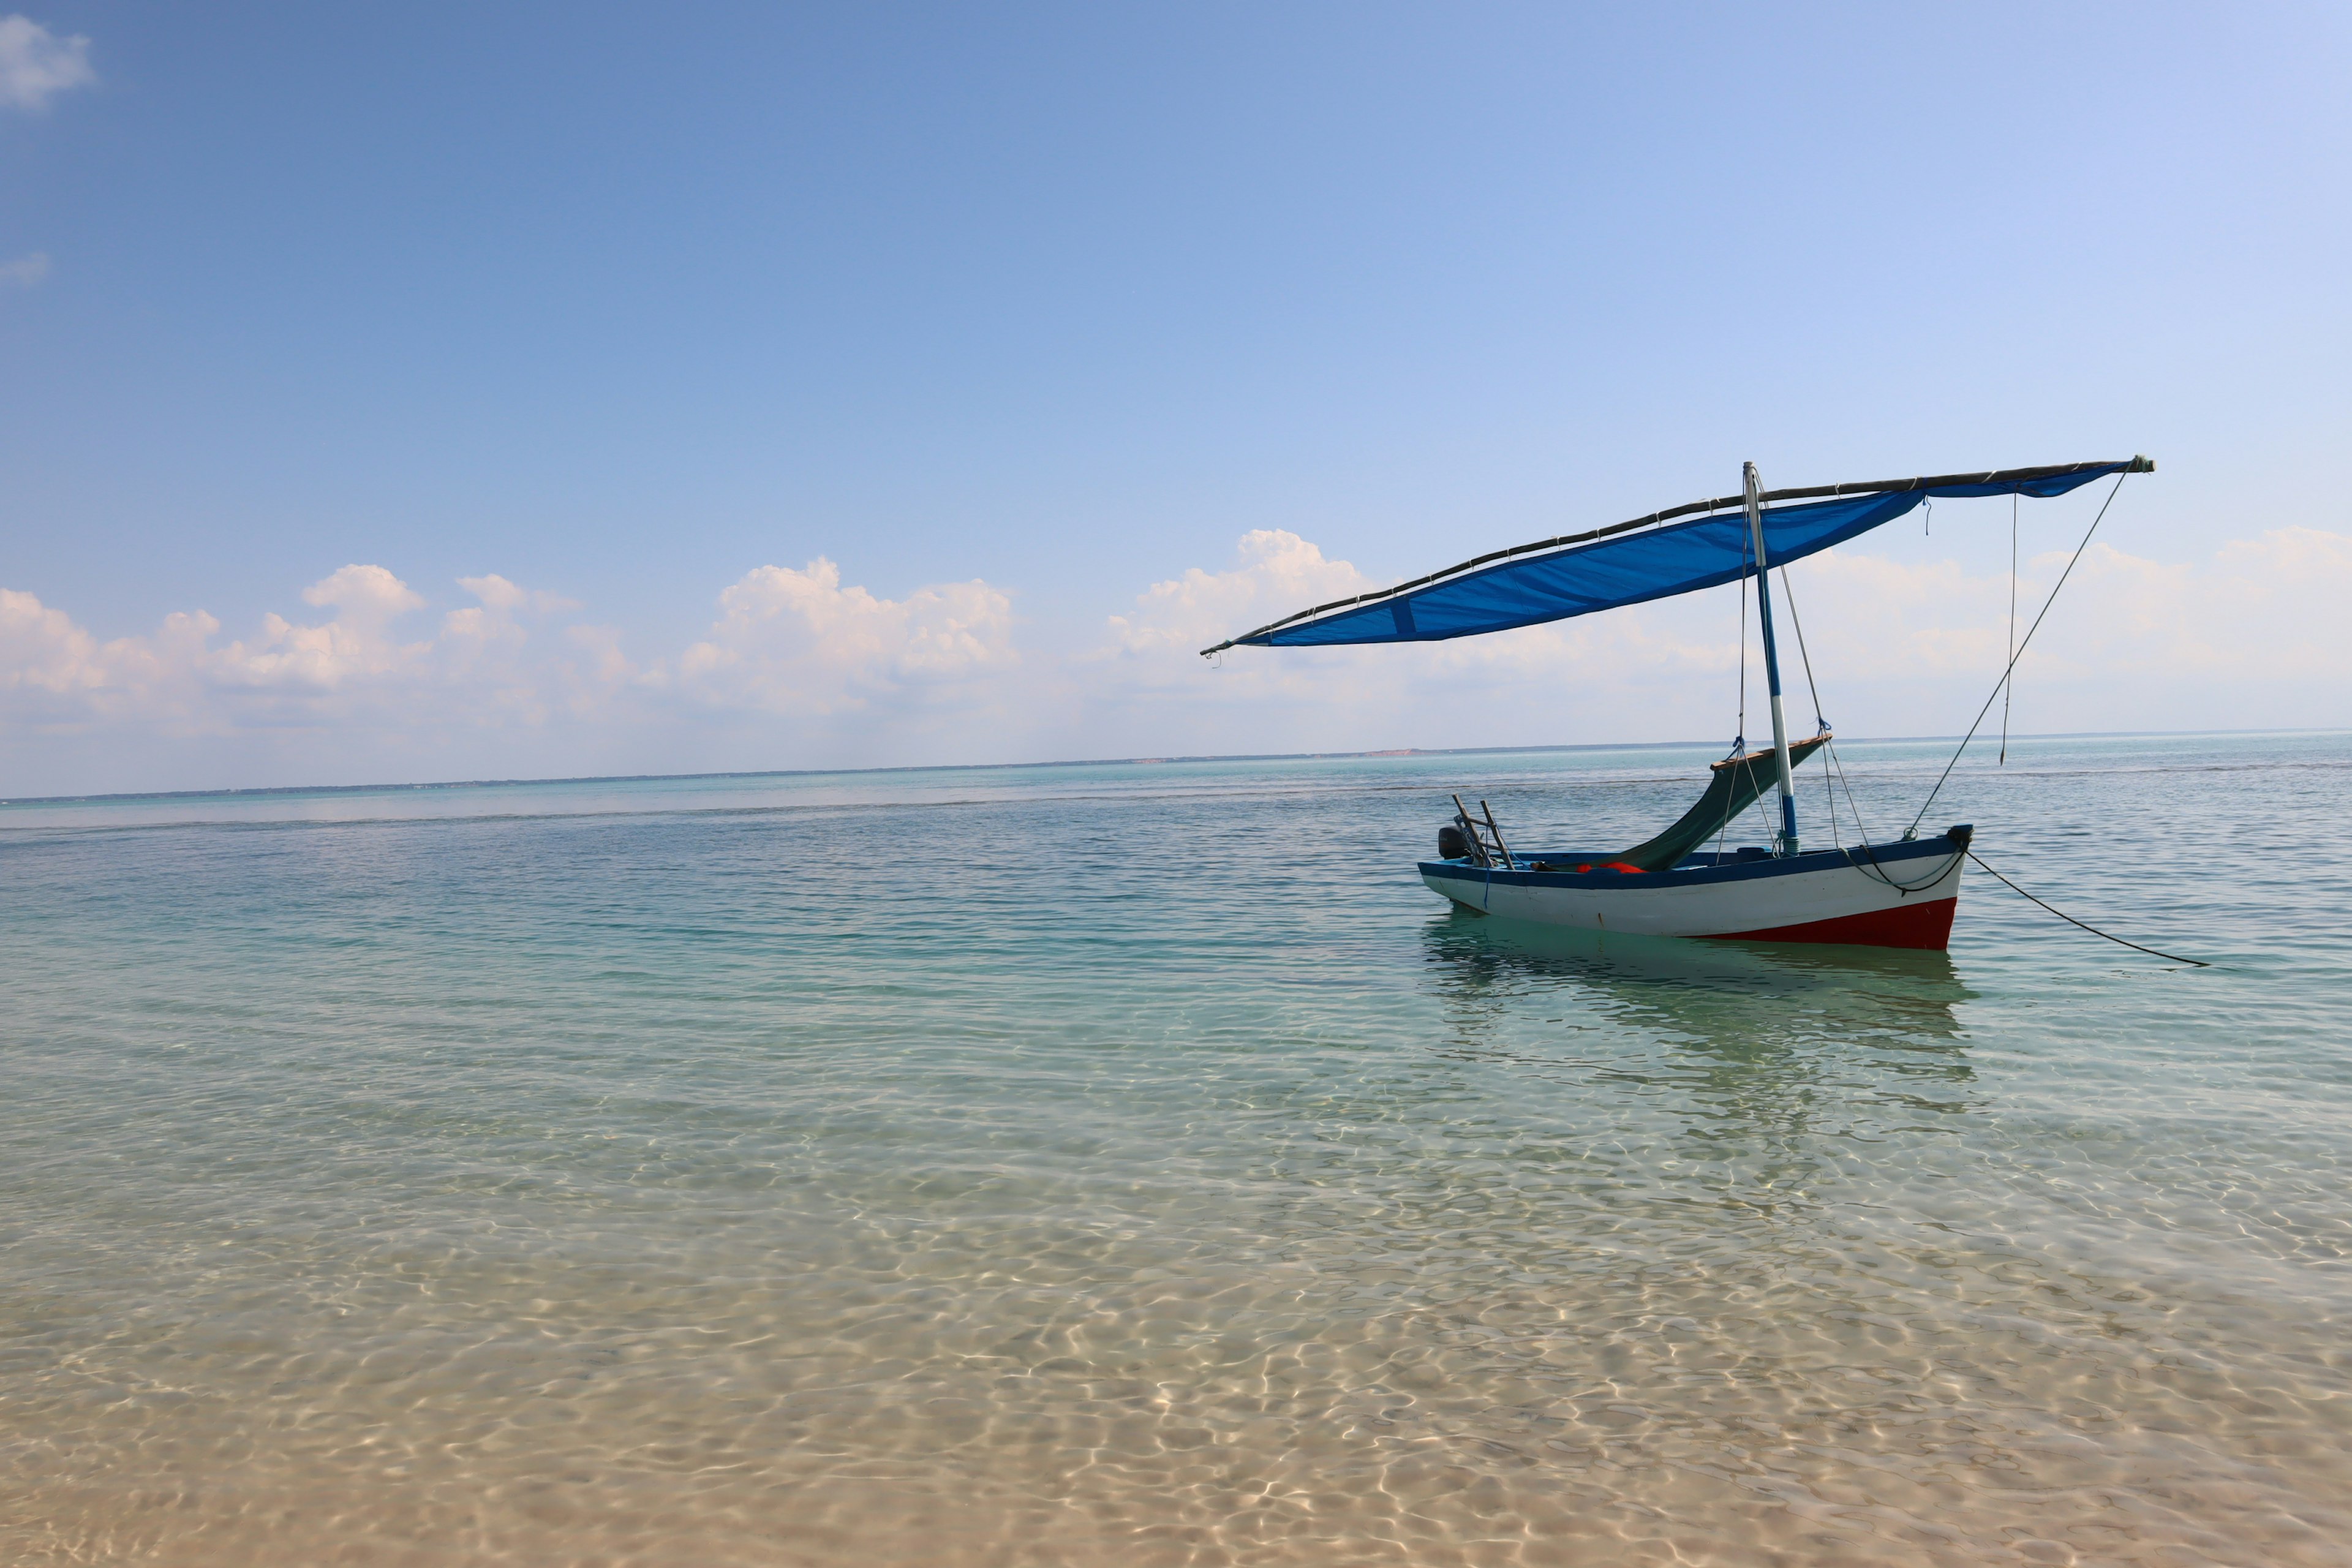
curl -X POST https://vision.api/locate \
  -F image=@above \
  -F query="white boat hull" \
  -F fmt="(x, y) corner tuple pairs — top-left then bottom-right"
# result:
(1419, 830), (1971, 949)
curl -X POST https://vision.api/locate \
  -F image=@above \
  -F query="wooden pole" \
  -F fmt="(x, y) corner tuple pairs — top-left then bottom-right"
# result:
(1743, 462), (1799, 855)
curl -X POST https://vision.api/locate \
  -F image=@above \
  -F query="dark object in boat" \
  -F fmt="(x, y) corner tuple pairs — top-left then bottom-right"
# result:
(1615, 733), (1832, 872)
(1437, 824), (1470, 861)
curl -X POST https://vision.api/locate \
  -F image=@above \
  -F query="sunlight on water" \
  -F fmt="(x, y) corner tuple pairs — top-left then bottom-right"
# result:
(4, 734), (2349, 1566)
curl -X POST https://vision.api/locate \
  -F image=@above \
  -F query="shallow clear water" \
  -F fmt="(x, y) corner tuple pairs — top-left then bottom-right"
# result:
(4, 733), (2349, 1567)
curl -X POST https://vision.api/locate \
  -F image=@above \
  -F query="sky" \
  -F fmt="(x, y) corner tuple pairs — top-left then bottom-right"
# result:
(2, 2), (2348, 796)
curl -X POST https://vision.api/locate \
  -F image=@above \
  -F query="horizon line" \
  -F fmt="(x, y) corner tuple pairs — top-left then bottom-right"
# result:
(2, 725), (2337, 810)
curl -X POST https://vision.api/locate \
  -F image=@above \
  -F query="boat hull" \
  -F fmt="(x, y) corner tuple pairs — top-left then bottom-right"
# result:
(1419, 832), (1969, 950)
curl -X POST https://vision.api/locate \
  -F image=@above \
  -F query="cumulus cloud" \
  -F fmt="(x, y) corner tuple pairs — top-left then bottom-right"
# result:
(451, 573), (576, 619)
(1, 587), (221, 728)
(1087, 527), (1749, 753)
(2, 587), (144, 714)
(1108, 529), (1373, 657)
(1108, 527), (1736, 683)
(1754, 527), (2352, 701)
(205, 564), (431, 692)
(0, 557), (1025, 755)
(4, 567), (540, 734)
(2, 526), (2344, 792)
(1087, 523), (2352, 753)
(0, 15), (94, 112)
(0, 252), (48, 288)
(675, 558), (1016, 715)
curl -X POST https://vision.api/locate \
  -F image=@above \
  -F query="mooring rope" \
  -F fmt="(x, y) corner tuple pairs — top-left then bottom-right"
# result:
(1906, 472), (2131, 837)
(1687, 471), (2195, 964)
(1966, 850), (2209, 967)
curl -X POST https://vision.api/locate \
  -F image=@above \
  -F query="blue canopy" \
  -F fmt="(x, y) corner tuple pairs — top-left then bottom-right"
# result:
(1210, 460), (2142, 652)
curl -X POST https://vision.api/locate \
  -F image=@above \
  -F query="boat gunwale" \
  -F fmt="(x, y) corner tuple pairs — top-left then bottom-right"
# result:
(1418, 832), (1969, 891)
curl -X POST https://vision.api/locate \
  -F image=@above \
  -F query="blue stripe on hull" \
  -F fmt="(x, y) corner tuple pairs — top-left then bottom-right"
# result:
(1419, 831), (1969, 892)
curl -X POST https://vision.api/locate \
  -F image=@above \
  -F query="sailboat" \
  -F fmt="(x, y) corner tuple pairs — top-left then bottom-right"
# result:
(1202, 458), (2154, 951)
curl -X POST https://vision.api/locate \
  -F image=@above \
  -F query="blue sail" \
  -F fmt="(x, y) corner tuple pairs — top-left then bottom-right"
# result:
(1223, 462), (2133, 650)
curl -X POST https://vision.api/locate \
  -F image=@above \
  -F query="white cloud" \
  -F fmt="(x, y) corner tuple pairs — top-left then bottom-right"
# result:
(1080, 524), (2352, 755)
(1108, 529), (1374, 657)
(2, 527), (2344, 792)
(0, 587), (215, 725)
(5, 567), (509, 733)
(205, 564), (431, 692)
(451, 573), (576, 620)
(675, 558), (1017, 715)
(1755, 527), (2352, 711)
(0, 15), (94, 113)
(1084, 528), (1750, 752)
(1107, 529), (1740, 686)
(0, 557), (1025, 762)
(0, 252), (48, 288)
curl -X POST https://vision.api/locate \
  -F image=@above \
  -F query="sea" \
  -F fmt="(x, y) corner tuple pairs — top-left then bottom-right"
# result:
(4, 731), (2348, 1567)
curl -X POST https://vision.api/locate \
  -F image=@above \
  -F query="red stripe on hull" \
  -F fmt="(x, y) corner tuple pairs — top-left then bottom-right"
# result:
(1705, 895), (1958, 951)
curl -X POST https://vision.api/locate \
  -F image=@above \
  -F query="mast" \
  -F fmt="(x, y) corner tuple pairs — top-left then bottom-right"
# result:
(1743, 461), (1799, 855)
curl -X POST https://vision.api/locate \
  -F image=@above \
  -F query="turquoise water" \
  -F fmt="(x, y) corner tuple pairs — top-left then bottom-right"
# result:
(4, 733), (2350, 1567)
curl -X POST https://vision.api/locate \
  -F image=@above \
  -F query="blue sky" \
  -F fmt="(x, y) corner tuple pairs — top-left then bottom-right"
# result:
(3, 3), (2348, 794)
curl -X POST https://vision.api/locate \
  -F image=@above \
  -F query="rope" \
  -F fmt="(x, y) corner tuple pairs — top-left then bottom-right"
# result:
(1824, 734), (1874, 848)
(1773, 560), (1894, 856)
(1966, 850), (2209, 967)
(1771, 557), (1964, 891)
(1716, 528), (1756, 861)
(1734, 526), (1750, 748)
(1692, 472), (2187, 962)
(1772, 563), (1843, 851)
(1906, 472), (2130, 838)
(1776, 566), (1882, 854)
(1850, 842), (1967, 893)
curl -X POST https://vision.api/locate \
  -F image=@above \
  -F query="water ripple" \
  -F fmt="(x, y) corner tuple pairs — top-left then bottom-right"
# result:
(4, 734), (2349, 1565)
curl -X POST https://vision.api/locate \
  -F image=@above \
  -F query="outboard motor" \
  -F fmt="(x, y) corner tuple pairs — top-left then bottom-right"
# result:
(1437, 823), (1471, 861)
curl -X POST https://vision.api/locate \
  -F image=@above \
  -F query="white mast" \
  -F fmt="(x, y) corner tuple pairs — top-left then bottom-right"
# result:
(1743, 461), (1799, 854)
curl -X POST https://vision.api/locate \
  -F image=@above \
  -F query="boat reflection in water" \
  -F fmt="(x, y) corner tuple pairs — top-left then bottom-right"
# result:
(1414, 905), (1977, 1159)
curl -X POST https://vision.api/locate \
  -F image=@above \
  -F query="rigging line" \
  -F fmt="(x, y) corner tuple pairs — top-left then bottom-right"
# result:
(1735, 529), (1750, 747)
(1825, 736), (1875, 847)
(1784, 589), (1880, 848)
(1773, 562), (1843, 850)
(1776, 564), (1874, 850)
(1780, 548), (1943, 883)
(1827, 757), (1962, 891)
(2001, 492), (2018, 765)
(1717, 527), (1756, 860)
(1778, 546), (1875, 846)
(1966, 850), (2209, 967)
(1906, 472), (2130, 837)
